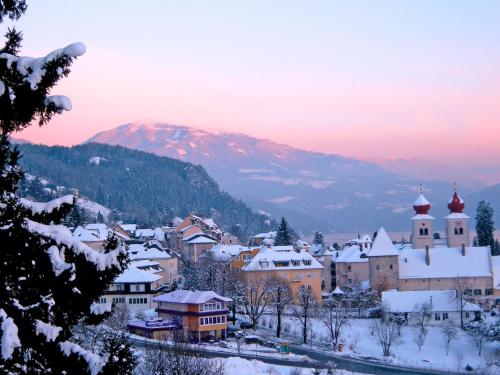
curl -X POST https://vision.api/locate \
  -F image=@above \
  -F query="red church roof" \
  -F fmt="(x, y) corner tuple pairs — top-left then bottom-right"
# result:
(448, 192), (465, 213)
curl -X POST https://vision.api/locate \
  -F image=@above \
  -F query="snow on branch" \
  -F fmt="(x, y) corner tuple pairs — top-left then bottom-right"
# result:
(90, 302), (112, 315)
(19, 195), (74, 216)
(26, 220), (125, 271)
(59, 341), (104, 375)
(0, 42), (86, 90)
(35, 320), (62, 342)
(0, 309), (21, 360)
(47, 245), (73, 277)
(45, 95), (72, 113)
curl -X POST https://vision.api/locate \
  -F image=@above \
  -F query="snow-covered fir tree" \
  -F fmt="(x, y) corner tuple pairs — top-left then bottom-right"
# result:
(0, 2), (134, 373)
(274, 217), (292, 246)
(475, 200), (495, 254)
(312, 230), (324, 246)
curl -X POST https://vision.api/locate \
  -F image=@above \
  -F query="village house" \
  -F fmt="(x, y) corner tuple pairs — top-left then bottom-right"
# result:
(128, 240), (179, 288)
(382, 290), (482, 326)
(100, 262), (161, 313)
(241, 246), (324, 302)
(335, 240), (372, 288)
(153, 290), (232, 342)
(184, 233), (218, 262)
(253, 231), (276, 246)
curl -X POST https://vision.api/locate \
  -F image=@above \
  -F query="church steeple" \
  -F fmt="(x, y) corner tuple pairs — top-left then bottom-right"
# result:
(411, 185), (434, 249)
(445, 184), (470, 248)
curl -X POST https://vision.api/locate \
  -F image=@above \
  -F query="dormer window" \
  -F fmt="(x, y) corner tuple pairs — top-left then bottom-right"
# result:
(274, 261), (289, 268)
(260, 260), (269, 268)
(303, 259), (311, 266)
(292, 260), (300, 266)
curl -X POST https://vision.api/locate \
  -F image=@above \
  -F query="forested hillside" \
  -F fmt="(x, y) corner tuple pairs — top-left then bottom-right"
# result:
(17, 142), (271, 238)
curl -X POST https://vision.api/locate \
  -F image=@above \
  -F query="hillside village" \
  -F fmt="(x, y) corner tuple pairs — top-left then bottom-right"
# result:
(64, 187), (500, 373)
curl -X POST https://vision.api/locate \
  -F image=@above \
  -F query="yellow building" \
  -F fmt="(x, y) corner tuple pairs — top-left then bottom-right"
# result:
(241, 247), (324, 303)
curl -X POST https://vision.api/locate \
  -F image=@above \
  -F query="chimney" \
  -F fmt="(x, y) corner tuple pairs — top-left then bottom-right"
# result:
(461, 242), (465, 256)
(425, 244), (430, 265)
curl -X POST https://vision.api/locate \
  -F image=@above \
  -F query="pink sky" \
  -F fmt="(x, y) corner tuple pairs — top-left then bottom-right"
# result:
(12, 1), (500, 184)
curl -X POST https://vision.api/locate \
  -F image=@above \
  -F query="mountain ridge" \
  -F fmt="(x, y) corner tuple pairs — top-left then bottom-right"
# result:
(85, 122), (497, 232)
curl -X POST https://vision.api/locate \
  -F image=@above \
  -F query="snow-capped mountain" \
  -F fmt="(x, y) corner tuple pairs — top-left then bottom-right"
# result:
(86, 122), (475, 233)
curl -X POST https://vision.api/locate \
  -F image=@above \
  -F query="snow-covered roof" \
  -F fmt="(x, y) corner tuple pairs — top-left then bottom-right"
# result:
(153, 290), (232, 304)
(114, 265), (161, 284)
(134, 227), (165, 240)
(206, 244), (250, 261)
(120, 224), (137, 232)
(254, 231), (276, 239)
(492, 256), (500, 290)
(271, 245), (295, 252)
(332, 286), (344, 295)
(444, 212), (470, 220)
(335, 245), (369, 263)
(368, 227), (399, 257)
(72, 226), (102, 242)
(399, 246), (491, 279)
(187, 235), (217, 244)
(413, 194), (430, 206)
(411, 214), (435, 220)
(129, 243), (171, 260)
(131, 259), (161, 268)
(242, 247), (323, 271)
(382, 290), (482, 313)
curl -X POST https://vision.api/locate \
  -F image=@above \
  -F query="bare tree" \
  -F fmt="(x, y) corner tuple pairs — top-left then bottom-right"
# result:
(464, 319), (494, 356)
(268, 277), (292, 338)
(225, 271), (246, 326)
(412, 302), (431, 330)
(413, 327), (427, 351)
(105, 303), (130, 331)
(320, 297), (350, 350)
(139, 331), (224, 375)
(441, 320), (458, 356)
(344, 279), (376, 317)
(291, 285), (318, 344)
(370, 305), (400, 357)
(452, 277), (472, 329)
(239, 273), (273, 329)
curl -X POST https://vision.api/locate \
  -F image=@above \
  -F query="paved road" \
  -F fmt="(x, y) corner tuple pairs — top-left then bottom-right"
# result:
(129, 337), (456, 375)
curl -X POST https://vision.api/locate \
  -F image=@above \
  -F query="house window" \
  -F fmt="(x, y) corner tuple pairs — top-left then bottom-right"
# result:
(464, 289), (472, 296)
(474, 289), (482, 296)
(200, 318), (204, 326)
(465, 312), (470, 318)
(131, 284), (145, 292)
(347, 265), (352, 272)
(376, 265), (380, 271)
(485, 289), (493, 296)
(442, 313), (449, 320)
(303, 260), (311, 266)
(292, 260), (300, 267)
(222, 316), (225, 323)
(99, 297), (107, 304)
(389, 264), (393, 270)
(114, 284), (125, 291)
(434, 313), (441, 321)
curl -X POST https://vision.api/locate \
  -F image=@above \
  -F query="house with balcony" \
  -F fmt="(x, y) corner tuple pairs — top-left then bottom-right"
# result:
(153, 290), (232, 342)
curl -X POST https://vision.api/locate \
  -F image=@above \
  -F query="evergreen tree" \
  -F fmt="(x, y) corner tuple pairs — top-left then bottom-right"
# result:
(0, 3), (134, 373)
(96, 211), (104, 223)
(493, 239), (500, 257)
(66, 205), (88, 228)
(475, 200), (495, 253)
(312, 230), (324, 246)
(274, 217), (292, 246)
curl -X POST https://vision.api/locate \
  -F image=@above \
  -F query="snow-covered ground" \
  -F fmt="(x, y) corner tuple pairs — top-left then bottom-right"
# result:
(223, 356), (361, 375)
(258, 315), (499, 374)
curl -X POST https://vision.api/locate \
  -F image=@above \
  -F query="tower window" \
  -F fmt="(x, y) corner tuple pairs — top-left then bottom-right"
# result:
(459, 227), (464, 235)
(424, 228), (428, 236)
(419, 228), (424, 236)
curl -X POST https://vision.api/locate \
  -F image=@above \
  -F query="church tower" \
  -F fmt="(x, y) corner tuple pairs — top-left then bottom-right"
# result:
(411, 188), (434, 249)
(445, 187), (470, 248)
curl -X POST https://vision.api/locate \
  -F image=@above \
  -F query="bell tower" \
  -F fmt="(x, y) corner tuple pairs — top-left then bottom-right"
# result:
(445, 185), (470, 248)
(411, 186), (434, 249)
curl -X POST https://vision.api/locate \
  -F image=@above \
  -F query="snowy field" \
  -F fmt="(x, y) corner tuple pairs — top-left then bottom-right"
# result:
(258, 315), (499, 374)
